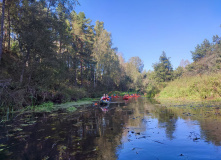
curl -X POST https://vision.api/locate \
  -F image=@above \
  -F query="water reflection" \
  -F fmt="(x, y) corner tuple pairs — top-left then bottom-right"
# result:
(0, 98), (221, 159)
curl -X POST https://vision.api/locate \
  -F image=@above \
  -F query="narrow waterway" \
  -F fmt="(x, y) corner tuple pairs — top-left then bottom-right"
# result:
(1, 97), (221, 160)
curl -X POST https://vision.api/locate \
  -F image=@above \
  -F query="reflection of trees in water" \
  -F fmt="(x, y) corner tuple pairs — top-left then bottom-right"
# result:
(0, 106), (134, 160)
(125, 98), (148, 133)
(132, 98), (179, 140)
(124, 98), (178, 139)
(149, 106), (178, 140)
(200, 119), (221, 146)
(2, 99), (221, 159)
(157, 109), (178, 140)
(91, 104), (139, 160)
(151, 103), (221, 146)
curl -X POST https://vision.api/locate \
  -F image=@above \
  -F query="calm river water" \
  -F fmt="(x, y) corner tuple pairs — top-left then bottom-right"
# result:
(1, 97), (221, 160)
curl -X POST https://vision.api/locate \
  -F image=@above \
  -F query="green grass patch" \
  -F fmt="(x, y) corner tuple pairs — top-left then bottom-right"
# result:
(19, 98), (99, 114)
(54, 98), (99, 109)
(108, 91), (141, 96)
(66, 107), (77, 112)
(21, 102), (55, 112)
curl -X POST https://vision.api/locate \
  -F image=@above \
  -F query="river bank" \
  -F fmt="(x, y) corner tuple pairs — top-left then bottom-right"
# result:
(0, 98), (100, 123)
(156, 74), (221, 101)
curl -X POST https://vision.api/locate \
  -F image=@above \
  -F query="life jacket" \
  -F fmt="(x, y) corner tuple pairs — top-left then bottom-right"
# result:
(102, 97), (107, 100)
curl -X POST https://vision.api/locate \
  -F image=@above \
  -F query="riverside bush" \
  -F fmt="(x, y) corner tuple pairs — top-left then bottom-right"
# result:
(157, 74), (221, 100)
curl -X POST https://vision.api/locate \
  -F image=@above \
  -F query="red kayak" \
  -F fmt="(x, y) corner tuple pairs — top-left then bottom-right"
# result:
(102, 97), (110, 101)
(123, 96), (129, 100)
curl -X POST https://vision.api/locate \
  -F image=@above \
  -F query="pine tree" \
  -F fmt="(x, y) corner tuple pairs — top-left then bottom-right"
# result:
(153, 51), (173, 82)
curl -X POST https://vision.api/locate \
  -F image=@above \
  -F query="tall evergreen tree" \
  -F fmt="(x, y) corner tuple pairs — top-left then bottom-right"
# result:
(153, 51), (173, 82)
(0, 0), (6, 62)
(191, 39), (211, 61)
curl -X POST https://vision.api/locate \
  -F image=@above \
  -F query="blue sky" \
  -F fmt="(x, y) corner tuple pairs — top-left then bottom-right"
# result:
(75, 0), (221, 71)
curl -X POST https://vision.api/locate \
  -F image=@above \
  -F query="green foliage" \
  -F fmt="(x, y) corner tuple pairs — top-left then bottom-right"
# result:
(153, 51), (173, 82)
(1, 0), (143, 111)
(20, 98), (96, 113)
(142, 52), (172, 97)
(66, 106), (77, 112)
(145, 82), (166, 98)
(53, 98), (96, 111)
(92, 21), (122, 90)
(123, 57), (144, 91)
(191, 39), (211, 61)
(185, 63), (195, 72)
(146, 83), (160, 98)
(157, 74), (221, 101)
(25, 102), (54, 112)
(173, 66), (184, 79)
(51, 86), (87, 104)
(128, 57), (144, 73)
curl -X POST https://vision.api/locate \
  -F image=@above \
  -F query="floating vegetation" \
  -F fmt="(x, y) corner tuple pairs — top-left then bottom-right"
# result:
(0, 144), (6, 147)
(54, 99), (97, 110)
(14, 134), (29, 140)
(27, 120), (36, 124)
(13, 128), (23, 132)
(73, 122), (82, 127)
(20, 123), (31, 127)
(67, 107), (77, 112)
(42, 156), (49, 160)
(6, 134), (15, 137)
(44, 136), (51, 140)
(37, 129), (45, 132)
(49, 113), (58, 117)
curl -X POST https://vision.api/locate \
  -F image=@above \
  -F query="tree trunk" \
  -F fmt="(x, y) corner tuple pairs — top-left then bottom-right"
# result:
(7, 4), (10, 50)
(59, 40), (62, 54)
(67, 49), (70, 70)
(20, 48), (30, 84)
(80, 59), (83, 87)
(72, 58), (77, 86)
(94, 69), (96, 88)
(0, 0), (6, 62)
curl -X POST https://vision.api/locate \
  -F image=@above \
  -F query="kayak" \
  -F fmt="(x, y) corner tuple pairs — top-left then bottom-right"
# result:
(111, 95), (120, 98)
(123, 96), (129, 100)
(100, 99), (110, 106)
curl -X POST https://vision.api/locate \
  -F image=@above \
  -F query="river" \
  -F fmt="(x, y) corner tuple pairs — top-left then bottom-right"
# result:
(1, 97), (221, 160)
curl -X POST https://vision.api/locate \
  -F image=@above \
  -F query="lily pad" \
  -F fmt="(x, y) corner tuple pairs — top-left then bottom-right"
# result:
(13, 128), (23, 132)
(0, 144), (6, 147)
(20, 123), (31, 127)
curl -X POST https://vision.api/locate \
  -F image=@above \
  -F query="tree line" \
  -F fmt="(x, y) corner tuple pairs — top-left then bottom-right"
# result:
(0, 0), (144, 108)
(144, 33), (221, 98)
(0, 0), (220, 109)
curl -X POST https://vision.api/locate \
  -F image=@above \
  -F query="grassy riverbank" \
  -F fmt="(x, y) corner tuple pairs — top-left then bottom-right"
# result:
(156, 74), (221, 101)
(23, 98), (99, 113)
(0, 98), (100, 123)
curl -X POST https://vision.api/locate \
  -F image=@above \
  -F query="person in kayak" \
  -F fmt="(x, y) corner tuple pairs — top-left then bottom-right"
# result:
(101, 94), (106, 101)
(106, 94), (110, 101)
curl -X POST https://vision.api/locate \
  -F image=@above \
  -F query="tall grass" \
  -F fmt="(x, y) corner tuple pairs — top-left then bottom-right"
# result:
(157, 74), (221, 101)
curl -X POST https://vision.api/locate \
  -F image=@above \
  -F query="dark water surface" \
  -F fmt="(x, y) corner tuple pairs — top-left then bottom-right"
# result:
(1, 98), (221, 160)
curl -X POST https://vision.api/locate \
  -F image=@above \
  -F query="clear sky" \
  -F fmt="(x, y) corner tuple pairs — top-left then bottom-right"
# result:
(75, 0), (221, 71)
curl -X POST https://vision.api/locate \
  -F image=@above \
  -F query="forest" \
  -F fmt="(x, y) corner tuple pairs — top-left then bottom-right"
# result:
(0, 0), (221, 111)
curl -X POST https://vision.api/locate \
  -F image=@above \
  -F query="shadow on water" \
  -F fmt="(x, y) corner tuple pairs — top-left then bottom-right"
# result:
(0, 98), (221, 159)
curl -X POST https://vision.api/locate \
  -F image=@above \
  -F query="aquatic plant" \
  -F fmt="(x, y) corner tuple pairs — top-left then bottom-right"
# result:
(67, 107), (77, 112)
